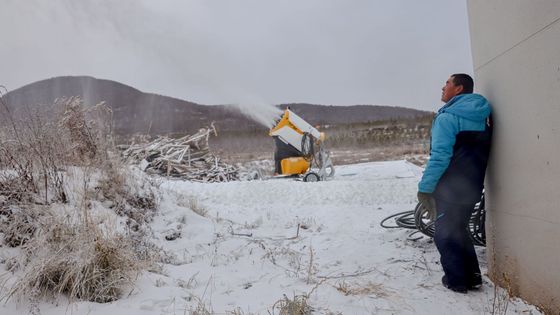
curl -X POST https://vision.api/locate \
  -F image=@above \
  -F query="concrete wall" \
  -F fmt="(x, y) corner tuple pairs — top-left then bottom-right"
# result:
(467, 1), (560, 313)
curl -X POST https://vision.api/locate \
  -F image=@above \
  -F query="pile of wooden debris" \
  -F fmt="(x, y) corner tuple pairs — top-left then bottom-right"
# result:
(121, 125), (239, 182)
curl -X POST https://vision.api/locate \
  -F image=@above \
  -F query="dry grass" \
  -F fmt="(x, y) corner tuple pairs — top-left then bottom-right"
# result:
(334, 280), (390, 298)
(97, 161), (159, 233)
(4, 204), (152, 303)
(187, 296), (213, 315)
(225, 307), (256, 315)
(488, 273), (511, 315)
(188, 197), (208, 217)
(175, 195), (208, 217)
(0, 95), (158, 304)
(271, 294), (312, 315)
(0, 205), (38, 247)
(0, 96), (112, 204)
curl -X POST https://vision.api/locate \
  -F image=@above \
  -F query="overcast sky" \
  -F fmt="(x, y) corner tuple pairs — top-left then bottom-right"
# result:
(0, 0), (473, 111)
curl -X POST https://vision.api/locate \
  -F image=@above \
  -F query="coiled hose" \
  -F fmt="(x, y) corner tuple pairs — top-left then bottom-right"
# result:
(380, 194), (486, 246)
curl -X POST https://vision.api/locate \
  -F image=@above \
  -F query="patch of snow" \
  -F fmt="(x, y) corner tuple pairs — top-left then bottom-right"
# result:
(0, 160), (542, 314)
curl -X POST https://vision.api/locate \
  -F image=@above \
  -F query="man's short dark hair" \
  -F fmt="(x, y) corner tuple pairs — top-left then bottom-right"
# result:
(451, 73), (474, 94)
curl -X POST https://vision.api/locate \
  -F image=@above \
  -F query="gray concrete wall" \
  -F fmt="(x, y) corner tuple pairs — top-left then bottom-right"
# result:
(467, 1), (560, 313)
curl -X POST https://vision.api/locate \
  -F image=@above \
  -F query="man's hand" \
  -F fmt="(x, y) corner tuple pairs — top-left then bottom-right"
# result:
(417, 191), (436, 214)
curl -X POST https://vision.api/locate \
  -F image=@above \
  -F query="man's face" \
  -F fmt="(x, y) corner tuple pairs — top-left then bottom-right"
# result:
(441, 76), (464, 103)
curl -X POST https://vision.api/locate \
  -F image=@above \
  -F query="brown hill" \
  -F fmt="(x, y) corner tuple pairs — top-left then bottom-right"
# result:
(2, 76), (431, 136)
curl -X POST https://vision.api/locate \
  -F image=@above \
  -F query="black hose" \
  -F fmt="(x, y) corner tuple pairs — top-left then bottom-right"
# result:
(379, 210), (417, 229)
(414, 202), (435, 237)
(469, 199), (486, 246)
(380, 194), (486, 247)
(395, 211), (417, 229)
(301, 132), (314, 161)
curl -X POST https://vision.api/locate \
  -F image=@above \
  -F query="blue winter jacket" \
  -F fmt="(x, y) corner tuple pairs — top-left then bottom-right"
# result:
(418, 93), (492, 204)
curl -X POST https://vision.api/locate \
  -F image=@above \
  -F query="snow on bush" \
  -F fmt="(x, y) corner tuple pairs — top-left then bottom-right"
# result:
(6, 205), (147, 303)
(0, 96), (159, 303)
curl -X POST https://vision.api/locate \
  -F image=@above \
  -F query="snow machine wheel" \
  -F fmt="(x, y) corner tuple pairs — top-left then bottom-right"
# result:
(303, 172), (320, 182)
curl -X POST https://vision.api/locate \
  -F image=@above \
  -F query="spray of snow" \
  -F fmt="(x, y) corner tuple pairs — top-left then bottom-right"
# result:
(222, 91), (283, 129)
(232, 102), (283, 129)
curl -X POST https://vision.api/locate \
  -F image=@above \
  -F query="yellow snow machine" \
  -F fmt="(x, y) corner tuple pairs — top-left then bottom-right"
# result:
(269, 108), (334, 182)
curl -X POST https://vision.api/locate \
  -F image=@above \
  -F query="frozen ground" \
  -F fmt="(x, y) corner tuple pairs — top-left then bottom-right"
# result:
(1, 160), (542, 314)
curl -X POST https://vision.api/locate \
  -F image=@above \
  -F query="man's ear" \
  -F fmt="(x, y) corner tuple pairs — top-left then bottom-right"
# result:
(455, 85), (464, 94)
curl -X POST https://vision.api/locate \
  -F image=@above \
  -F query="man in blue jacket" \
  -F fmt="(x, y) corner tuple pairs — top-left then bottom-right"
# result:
(418, 73), (492, 293)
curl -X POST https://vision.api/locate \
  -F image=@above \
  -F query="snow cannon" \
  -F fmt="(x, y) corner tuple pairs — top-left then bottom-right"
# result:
(269, 108), (334, 182)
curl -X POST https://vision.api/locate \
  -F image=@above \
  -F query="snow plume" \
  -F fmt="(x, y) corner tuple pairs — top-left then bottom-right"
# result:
(231, 101), (283, 129)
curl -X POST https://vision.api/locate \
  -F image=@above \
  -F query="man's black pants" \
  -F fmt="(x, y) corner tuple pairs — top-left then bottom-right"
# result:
(434, 198), (480, 288)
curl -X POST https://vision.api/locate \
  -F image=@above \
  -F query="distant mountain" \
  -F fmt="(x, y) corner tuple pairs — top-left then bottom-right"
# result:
(2, 76), (431, 136)
(278, 103), (430, 126)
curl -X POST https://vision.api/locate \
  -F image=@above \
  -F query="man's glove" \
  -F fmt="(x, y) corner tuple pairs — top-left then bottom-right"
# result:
(417, 191), (436, 214)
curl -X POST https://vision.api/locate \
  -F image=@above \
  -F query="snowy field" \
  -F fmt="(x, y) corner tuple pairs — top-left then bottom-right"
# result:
(1, 160), (541, 314)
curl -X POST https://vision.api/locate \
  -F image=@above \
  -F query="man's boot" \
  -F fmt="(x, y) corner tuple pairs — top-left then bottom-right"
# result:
(442, 275), (468, 293)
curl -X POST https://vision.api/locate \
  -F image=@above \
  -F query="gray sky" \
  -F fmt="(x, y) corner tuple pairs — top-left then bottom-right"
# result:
(0, 0), (473, 111)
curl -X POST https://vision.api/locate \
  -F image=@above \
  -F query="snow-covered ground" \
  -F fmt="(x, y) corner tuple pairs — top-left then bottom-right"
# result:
(1, 160), (542, 314)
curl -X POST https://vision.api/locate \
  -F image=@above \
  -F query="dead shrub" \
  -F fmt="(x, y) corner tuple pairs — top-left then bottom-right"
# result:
(0, 205), (40, 247)
(58, 97), (113, 165)
(96, 162), (159, 232)
(0, 95), (112, 205)
(271, 294), (312, 315)
(0, 91), (157, 304)
(6, 207), (151, 303)
(59, 97), (99, 162)
(0, 104), (66, 203)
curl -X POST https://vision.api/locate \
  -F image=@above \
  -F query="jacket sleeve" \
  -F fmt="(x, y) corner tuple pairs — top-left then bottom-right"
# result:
(418, 113), (459, 193)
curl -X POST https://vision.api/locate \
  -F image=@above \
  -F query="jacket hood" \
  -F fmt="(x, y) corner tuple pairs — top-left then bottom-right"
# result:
(439, 93), (491, 122)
